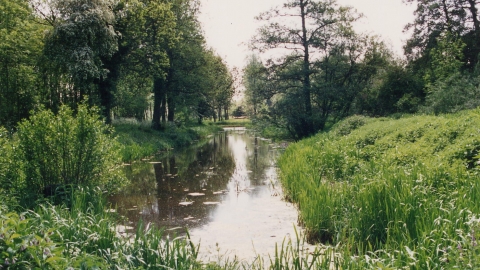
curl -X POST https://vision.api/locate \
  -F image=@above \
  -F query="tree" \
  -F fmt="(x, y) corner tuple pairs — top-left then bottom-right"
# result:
(0, 0), (47, 127)
(200, 50), (235, 122)
(404, 0), (480, 69)
(151, 0), (205, 129)
(252, 0), (360, 138)
(243, 55), (269, 118)
(43, 0), (119, 107)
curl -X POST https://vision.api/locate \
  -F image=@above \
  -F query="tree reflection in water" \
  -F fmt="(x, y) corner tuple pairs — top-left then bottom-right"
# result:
(109, 129), (285, 239)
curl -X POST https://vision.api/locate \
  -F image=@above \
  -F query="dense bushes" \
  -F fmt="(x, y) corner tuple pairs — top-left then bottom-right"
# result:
(278, 110), (480, 268)
(0, 105), (126, 207)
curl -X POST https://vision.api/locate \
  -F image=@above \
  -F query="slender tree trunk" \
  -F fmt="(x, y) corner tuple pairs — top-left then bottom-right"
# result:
(161, 94), (166, 123)
(97, 80), (113, 123)
(300, 0), (314, 136)
(224, 107), (229, 120)
(467, 0), (480, 67)
(167, 96), (175, 122)
(441, 0), (453, 33)
(152, 78), (165, 130)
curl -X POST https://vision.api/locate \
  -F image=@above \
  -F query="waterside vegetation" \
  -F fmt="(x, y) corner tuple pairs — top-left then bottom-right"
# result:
(278, 109), (480, 268)
(114, 118), (223, 162)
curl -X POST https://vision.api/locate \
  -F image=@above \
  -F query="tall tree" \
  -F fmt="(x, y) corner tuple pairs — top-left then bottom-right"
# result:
(151, 0), (205, 128)
(43, 0), (119, 105)
(404, 0), (480, 69)
(0, 0), (46, 127)
(252, 0), (359, 137)
(243, 55), (269, 118)
(252, 0), (365, 138)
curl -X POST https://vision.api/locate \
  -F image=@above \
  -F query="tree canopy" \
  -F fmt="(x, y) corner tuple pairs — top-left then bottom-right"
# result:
(0, 0), (235, 129)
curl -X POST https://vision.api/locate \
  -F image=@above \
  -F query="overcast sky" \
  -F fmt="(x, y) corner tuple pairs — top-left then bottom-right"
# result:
(198, 0), (416, 69)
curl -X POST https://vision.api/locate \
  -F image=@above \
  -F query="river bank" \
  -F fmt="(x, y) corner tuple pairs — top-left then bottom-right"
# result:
(278, 110), (480, 268)
(113, 119), (223, 162)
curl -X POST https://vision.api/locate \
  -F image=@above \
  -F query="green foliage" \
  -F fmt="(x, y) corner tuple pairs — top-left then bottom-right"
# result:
(356, 62), (424, 115)
(424, 32), (466, 90)
(44, 0), (118, 90)
(422, 72), (480, 114)
(16, 104), (126, 201)
(278, 109), (480, 268)
(114, 119), (222, 162)
(251, 2), (389, 139)
(0, 187), (203, 269)
(331, 115), (369, 136)
(0, 0), (47, 127)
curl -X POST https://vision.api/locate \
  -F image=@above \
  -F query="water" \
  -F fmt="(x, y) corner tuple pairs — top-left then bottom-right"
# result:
(109, 128), (300, 262)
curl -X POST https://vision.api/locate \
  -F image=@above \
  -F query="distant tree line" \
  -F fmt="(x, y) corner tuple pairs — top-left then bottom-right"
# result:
(0, 0), (235, 129)
(244, 0), (480, 139)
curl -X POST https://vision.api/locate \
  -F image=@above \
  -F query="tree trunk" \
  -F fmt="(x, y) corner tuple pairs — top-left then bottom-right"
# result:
(467, 0), (480, 67)
(224, 106), (229, 120)
(167, 96), (175, 122)
(300, 0), (314, 136)
(152, 78), (166, 130)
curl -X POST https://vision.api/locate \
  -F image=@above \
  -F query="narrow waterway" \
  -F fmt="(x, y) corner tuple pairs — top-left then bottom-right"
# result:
(109, 128), (300, 262)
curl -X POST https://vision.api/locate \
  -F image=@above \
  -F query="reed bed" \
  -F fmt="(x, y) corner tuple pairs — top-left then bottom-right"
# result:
(278, 110), (480, 268)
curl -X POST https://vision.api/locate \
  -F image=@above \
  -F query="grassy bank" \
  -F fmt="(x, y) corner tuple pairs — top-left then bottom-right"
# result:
(278, 110), (480, 268)
(113, 119), (223, 162)
(205, 118), (252, 128)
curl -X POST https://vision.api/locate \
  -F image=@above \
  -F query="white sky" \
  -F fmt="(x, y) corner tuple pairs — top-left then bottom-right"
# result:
(198, 0), (416, 69)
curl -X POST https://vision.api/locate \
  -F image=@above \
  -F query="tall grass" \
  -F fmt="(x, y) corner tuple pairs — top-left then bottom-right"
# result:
(278, 109), (480, 268)
(0, 187), (204, 269)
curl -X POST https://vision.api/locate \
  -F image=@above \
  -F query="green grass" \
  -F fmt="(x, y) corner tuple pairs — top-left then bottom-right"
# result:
(113, 119), (222, 162)
(278, 109), (480, 268)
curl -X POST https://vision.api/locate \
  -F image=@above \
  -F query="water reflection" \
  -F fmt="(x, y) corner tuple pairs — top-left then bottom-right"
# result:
(110, 131), (239, 231)
(109, 128), (299, 260)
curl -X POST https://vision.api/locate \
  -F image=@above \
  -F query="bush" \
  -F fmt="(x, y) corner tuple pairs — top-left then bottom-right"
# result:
(16, 104), (126, 202)
(0, 128), (23, 208)
(331, 115), (369, 136)
(423, 72), (480, 114)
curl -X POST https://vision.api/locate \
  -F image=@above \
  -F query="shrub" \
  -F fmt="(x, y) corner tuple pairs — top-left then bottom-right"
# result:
(423, 72), (480, 114)
(331, 115), (369, 136)
(0, 128), (23, 208)
(16, 104), (126, 202)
